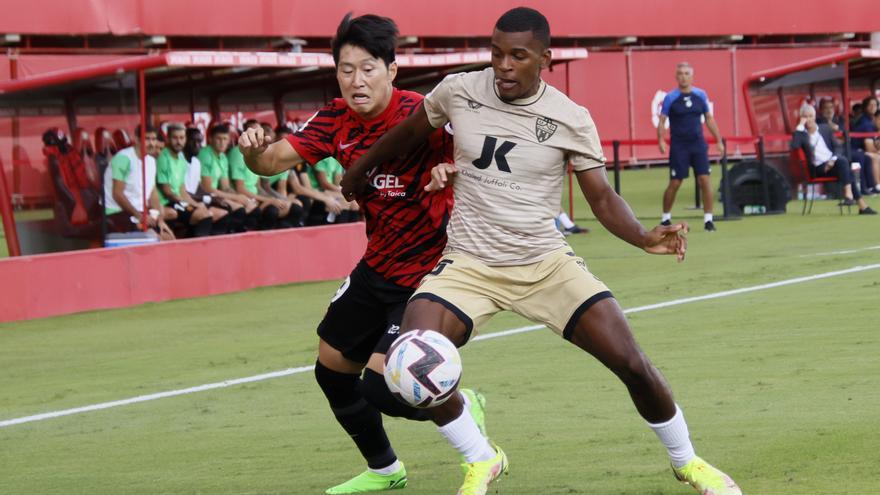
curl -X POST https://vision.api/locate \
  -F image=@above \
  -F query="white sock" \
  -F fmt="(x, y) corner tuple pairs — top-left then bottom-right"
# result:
(557, 212), (576, 229)
(438, 408), (496, 463)
(369, 459), (402, 476)
(661, 212), (672, 222)
(647, 404), (696, 469)
(704, 213), (714, 223)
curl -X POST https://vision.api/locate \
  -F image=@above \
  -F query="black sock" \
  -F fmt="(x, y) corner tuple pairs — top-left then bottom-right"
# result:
(362, 368), (430, 421)
(314, 361), (397, 469)
(210, 213), (230, 235)
(245, 208), (261, 231)
(288, 203), (305, 227)
(191, 216), (213, 237)
(228, 208), (246, 233)
(261, 205), (279, 230)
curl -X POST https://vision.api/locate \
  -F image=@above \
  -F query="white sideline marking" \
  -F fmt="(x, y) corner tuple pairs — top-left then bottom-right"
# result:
(2, 263), (879, 429)
(800, 245), (880, 257)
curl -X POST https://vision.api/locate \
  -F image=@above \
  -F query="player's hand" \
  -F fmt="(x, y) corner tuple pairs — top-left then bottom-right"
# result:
(716, 141), (726, 156)
(140, 213), (158, 230)
(424, 163), (458, 192)
(239, 127), (271, 156)
(340, 172), (367, 200)
(324, 195), (344, 215)
(642, 222), (689, 262)
(158, 220), (174, 239)
(659, 140), (667, 154)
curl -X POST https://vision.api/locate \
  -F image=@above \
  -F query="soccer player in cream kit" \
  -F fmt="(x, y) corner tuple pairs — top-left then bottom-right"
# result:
(344, 7), (743, 495)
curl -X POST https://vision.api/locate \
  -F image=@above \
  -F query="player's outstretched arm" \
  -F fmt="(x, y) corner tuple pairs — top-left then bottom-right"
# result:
(239, 126), (302, 176)
(341, 104), (436, 199)
(576, 167), (688, 262)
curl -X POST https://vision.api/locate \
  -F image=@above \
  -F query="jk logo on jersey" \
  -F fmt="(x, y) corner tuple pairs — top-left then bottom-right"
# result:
(467, 99), (483, 110)
(535, 117), (557, 142)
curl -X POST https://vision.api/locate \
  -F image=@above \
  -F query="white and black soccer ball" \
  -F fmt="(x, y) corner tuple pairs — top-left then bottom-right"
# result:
(383, 330), (462, 408)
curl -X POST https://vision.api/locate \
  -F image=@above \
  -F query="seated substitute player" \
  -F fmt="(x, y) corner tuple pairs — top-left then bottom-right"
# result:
(199, 123), (262, 230)
(229, 121), (303, 229)
(238, 13), (491, 495)
(103, 125), (174, 240)
(342, 7), (742, 495)
(183, 126), (248, 233)
(156, 123), (227, 237)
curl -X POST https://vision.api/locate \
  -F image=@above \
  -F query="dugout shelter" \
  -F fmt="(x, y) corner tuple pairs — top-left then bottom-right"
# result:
(0, 48), (588, 257)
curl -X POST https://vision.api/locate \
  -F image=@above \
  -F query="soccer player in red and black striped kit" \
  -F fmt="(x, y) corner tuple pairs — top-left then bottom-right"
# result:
(240, 13), (492, 495)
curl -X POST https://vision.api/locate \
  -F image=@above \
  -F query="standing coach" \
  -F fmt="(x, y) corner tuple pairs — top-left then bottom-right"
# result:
(657, 62), (724, 231)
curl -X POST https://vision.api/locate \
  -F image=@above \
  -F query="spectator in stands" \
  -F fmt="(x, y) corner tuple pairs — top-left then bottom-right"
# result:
(198, 123), (261, 230)
(657, 62), (724, 231)
(816, 98), (845, 132)
(850, 103), (863, 130)
(791, 105), (876, 214)
(103, 125), (176, 238)
(184, 127), (248, 233)
(229, 121), (304, 229)
(157, 123), (228, 236)
(851, 97), (880, 195)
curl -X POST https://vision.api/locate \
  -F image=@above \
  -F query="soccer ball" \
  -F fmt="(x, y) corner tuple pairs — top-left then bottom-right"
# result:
(383, 329), (462, 408)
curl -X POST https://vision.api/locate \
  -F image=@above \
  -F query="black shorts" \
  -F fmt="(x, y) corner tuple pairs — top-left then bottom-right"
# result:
(669, 141), (710, 179)
(318, 260), (414, 363)
(170, 202), (194, 225)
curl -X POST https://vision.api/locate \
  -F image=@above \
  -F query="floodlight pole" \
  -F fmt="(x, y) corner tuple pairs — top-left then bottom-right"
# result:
(138, 69), (148, 231)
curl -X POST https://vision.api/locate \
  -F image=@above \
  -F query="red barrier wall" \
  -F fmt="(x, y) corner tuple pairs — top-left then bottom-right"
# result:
(0, 0), (875, 37)
(0, 223), (367, 323)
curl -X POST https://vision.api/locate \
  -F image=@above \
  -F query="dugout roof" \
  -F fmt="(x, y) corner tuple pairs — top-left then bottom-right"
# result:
(0, 48), (589, 109)
(743, 48), (880, 136)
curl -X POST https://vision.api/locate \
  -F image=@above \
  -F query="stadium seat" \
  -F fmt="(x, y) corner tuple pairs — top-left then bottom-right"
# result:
(73, 127), (100, 188)
(42, 128), (102, 236)
(788, 148), (844, 215)
(112, 128), (133, 150)
(94, 127), (116, 176)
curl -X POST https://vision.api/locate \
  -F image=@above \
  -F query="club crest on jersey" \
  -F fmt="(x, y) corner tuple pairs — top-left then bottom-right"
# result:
(535, 117), (557, 142)
(467, 99), (483, 110)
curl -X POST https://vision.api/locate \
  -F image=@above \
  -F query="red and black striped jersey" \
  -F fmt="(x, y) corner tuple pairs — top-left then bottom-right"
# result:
(286, 88), (453, 288)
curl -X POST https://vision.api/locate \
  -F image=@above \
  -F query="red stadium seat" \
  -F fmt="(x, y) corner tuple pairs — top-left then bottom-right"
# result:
(788, 148), (843, 215)
(73, 127), (100, 188)
(94, 127), (117, 157)
(112, 128), (133, 150)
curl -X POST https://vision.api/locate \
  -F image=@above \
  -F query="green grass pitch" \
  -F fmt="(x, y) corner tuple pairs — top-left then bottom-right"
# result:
(1, 167), (879, 493)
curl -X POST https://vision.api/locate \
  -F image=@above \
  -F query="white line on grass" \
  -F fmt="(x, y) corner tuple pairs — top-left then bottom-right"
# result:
(800, 245), (880, 257)
(2, 263), (879, 429)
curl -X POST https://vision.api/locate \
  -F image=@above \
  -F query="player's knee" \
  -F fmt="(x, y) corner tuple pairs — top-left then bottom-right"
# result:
(314, 360), (361, 409)
(609, 350), (654, 385)
(361, 368), (430, 421)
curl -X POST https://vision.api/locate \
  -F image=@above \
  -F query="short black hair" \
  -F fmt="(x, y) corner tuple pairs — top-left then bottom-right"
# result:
(242, 119), (259, 130)
(208, 123), (230, 137)
(134, 124), (158, 138)
(862, 96), (878, 112)
(495, 7), (551, 48)
(331, 12), (399, 67)
(275, 125), (293, 136)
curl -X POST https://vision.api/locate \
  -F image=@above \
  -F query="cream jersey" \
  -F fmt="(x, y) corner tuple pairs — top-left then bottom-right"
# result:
(423, 68), (606, 265)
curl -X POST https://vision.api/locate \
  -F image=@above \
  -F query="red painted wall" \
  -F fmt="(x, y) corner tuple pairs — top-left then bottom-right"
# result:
(0, 223), (367, 322)
(0, 0), (874, 37)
